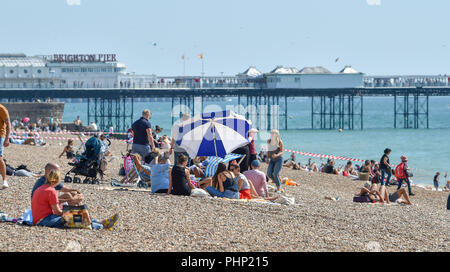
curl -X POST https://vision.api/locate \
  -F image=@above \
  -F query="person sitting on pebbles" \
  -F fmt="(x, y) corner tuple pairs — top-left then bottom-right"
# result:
(31, 169), (118, 229)
(444, 180), (450, 192)
(355, 182), (384, 203)
(59, 139), (75, 159)
(31, 163), (83, 206)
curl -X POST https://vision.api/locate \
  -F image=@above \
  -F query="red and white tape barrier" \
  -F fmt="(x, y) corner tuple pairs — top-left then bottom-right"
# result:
(13, 130), (128, 136)
(284, 149), (365, 162)
(10, 135), (130, 143)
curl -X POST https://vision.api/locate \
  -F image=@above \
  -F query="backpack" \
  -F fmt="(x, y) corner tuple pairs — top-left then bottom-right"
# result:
(395, 163), (406, 179)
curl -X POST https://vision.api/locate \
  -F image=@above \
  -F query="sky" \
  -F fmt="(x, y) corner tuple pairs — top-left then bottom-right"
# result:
(0, 0), (449, 76)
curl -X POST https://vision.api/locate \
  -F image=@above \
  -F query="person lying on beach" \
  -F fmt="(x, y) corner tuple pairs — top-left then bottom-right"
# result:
(59, 139), (74, 159)
(168, 154), (195, 196)
(31, 169), (118, 229)
(205, 162), (239, 199)
(31, 163), (83, 206)
(3, 159), (40, 177)
(379, 186), (412, 205)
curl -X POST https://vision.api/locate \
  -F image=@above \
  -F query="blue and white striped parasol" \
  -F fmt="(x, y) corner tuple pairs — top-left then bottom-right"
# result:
(173, 110), (251, 158)
(203, 153), (243, 177)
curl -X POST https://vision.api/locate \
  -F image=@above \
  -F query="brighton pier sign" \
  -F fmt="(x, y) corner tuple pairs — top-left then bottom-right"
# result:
(51, 54), (117, 63)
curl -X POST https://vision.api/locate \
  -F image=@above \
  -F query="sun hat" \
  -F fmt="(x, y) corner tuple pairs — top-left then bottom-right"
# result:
(251, 160), (261, 167)
(249, 128), (259, 133)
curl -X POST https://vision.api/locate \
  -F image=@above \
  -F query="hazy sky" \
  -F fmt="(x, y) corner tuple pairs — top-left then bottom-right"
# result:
(0, 0), (449, 76)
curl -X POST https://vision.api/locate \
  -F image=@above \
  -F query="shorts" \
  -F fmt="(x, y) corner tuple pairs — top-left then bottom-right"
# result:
(388, 192), (399, 203)
(0, 137), (4, 157)
(239, 189), (252, 200)
(131, 143), (151, 159)
(434, 181), (439, 188)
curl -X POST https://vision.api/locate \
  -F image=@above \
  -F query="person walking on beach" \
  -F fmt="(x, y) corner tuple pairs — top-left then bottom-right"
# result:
(247, 128), (258, 171)
(0, 104), (11, 189)
(433, 172), (440, 191)
(266, 129), (284, 193)
(395, 155), (415, 196)
(379, 148), (392, 186)
(131, 109), (155, 159)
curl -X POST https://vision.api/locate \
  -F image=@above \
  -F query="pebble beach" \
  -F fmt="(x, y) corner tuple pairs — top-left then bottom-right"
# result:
(0, 141), (449, 252)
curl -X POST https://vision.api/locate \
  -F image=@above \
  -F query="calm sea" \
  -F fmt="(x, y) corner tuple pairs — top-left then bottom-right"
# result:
(63, 96), (450, 186)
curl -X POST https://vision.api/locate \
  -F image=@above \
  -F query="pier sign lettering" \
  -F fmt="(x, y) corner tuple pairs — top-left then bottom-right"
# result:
(52, 54), (117, 63)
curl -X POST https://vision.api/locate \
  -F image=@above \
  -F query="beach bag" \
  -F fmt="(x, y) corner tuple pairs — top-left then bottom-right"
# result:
(62, 205), (92, 229)
(190, 188), (210, 198)
(274, 195), (295, 205)
(21, 209), (33, 225)
(353, 195), (371, 203)
(394, 163), (407, 179)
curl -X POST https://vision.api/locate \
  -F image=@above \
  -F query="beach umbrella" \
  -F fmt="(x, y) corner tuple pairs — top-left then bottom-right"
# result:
(203, 153), (243, 177)
(174, 110), (251, 158)
(23, 117), (30, 123)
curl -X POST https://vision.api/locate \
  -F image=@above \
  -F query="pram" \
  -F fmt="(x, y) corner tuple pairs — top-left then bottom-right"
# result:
(64, 135), (111, 185)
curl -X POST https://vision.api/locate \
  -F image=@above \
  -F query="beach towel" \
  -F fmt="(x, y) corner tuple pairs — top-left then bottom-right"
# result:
(203, 153), (243, 177)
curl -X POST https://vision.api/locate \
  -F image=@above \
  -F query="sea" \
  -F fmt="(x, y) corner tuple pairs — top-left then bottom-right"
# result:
(62, 96), (450, 187)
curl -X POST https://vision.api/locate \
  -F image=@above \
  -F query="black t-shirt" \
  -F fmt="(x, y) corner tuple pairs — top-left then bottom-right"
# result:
(379, 154), (390, 170)
(323, 164), (334, 174)
(433, 175), (439, 182)
(131, 117), (151, 145)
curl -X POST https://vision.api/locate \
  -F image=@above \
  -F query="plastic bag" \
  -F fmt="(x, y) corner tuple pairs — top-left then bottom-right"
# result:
(22, 209), (33, 224)
(190, 188), (210, 198)
(274, 195), (295, 205)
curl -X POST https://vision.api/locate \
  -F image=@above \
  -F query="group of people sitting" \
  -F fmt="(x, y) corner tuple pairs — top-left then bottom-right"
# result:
(30, 162), (119, 230)
(8, 131), (46, 146)
(117, 148), (278, 201)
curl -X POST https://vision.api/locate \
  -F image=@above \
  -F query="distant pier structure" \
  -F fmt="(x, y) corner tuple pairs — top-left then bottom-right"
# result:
(1, 84), (449, 132)
(0, 58), (450, 131)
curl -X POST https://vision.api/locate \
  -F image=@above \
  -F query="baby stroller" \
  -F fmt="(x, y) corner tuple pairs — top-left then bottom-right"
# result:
(64, 135), (111, 185)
